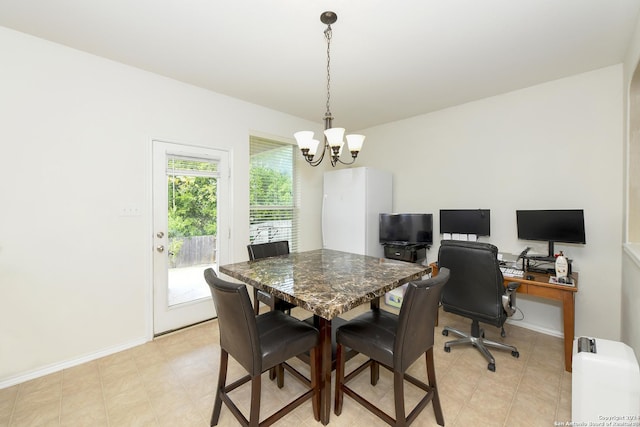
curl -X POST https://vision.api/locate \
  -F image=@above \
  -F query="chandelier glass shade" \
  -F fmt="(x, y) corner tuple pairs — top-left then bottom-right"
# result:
(294, 11), (364, 167)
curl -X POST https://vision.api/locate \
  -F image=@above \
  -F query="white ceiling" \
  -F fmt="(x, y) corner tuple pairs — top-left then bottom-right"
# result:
(1, 0), (639, 130)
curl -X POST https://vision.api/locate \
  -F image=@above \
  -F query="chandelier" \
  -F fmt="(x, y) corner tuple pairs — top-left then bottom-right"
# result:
(294, 11), (364, 167)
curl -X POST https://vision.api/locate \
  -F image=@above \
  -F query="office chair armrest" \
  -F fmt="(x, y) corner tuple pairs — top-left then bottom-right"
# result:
(506, 282), (520, 293)
(502, 281), (521, 317)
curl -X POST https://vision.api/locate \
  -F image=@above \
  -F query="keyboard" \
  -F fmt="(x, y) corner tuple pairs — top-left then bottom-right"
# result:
(500, 267), (524, 278)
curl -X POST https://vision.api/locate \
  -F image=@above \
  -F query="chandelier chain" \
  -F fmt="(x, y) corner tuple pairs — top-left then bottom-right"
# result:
(325, 25), (332, 119)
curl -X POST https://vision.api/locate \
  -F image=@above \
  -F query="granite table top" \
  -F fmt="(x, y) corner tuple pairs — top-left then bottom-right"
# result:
(219, 248), (431, 320)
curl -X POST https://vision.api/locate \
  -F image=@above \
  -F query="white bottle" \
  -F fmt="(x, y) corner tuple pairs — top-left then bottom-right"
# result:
(555, 251), (568, 280)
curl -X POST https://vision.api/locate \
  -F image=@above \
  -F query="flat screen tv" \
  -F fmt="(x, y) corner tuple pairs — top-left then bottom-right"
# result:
(379, 213), (433, 247)
(439, 209), (490, 236)
(516, 209), (586, 258)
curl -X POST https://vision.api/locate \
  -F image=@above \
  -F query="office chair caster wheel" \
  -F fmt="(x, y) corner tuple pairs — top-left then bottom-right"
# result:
(444, 346), (451, 353)
(442, 330), (449, 336)
(512, 351), (519, 358)
(488, 363), (496, 372)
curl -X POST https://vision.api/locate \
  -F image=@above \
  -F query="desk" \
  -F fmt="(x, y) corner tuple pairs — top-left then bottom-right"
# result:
(509, 272), (578, 372)
(431, 264), (578, 372)
(220, 249), (430, 425)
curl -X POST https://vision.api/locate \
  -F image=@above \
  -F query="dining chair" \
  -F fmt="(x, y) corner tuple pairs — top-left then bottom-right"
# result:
(247, 241), (296, 315)
(247, 240), (297, 384)
(334, 268), (450, 427)
(204, 268), (320, 426)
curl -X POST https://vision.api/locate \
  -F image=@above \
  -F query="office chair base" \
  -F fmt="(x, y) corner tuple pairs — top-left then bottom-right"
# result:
(443, 326), (519, 372)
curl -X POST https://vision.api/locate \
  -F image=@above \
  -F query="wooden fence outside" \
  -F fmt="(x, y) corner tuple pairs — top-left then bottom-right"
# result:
(169, 235), (216, 268)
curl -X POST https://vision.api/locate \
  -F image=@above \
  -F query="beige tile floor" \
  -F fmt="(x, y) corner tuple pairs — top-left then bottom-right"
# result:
(0, 304), (571, 426)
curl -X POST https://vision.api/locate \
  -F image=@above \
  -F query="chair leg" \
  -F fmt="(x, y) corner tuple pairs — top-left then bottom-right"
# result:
(311, 344), (321, 421)
(444, 322), (519, 371)
(426, 348), (444, 426)
(335, 353), (442, 426)
(393, 370), (406, 426)
(253, 288), (260, 316)
(370, 361), (379, 385)
(443, 325), (468, 339)
(276, 363), (285, 389)
(482, 338), (519, 354)
(334, 343), (345, 415)
(211, 350), (228, 426)
(249, 375), (261, 427)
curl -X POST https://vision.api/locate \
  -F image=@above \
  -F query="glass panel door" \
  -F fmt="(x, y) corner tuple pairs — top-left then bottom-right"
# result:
(152, 140), (229, 334)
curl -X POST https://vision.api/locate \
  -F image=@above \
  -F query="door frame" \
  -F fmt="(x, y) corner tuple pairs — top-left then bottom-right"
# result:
(149, 138), (231, 336)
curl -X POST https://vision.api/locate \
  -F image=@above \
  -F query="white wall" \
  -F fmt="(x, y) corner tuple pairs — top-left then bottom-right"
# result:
(358, 65), (624, 339)
(622, 13), (640, 361)
(0, 26), (323, 386)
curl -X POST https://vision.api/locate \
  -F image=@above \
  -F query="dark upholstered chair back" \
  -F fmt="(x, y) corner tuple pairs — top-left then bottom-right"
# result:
(438, 240), (506, 327)
(247, 240), (294, 316)
(247, 240), (290, 260)
(394, 268), (450, 372)
(204, 268), (261, 376)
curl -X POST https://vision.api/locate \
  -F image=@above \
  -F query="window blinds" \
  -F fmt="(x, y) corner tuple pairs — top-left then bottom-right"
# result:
(249, 136), (298, 251)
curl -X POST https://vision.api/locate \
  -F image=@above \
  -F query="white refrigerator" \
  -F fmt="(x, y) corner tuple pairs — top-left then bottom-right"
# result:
(322, 167), (392, 257)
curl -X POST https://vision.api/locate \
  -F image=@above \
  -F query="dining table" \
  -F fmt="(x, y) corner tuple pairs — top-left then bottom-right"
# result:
(219, 248), (431, 425)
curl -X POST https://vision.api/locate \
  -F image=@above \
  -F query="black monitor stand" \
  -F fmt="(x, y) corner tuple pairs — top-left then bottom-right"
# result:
(523, 252), (573, 276)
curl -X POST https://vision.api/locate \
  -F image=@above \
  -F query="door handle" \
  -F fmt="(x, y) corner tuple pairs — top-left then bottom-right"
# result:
(156, 245), (165, 253)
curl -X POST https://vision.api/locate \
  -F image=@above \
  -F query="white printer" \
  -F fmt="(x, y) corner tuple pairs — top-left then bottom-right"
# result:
(572, 337), (640, 424)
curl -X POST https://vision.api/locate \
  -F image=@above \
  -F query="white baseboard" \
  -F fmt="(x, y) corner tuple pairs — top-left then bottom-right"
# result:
(507, 318), (563, 338)
(0, 337), (148, 390)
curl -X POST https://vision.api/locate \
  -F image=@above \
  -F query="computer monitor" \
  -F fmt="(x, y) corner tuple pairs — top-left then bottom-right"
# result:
(379, 213), (433, 246)
(516, 209), (586, 258)
(439, 209), (490, 236)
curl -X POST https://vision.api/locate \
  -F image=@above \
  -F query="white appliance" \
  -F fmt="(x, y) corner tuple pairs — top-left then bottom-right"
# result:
(322, 167), (392, 257)
(572, 337), (640, 424)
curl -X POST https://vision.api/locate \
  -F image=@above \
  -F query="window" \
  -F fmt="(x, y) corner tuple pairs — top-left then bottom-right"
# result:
(249, 136), (299, 252)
